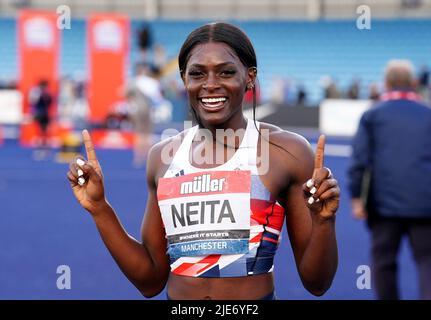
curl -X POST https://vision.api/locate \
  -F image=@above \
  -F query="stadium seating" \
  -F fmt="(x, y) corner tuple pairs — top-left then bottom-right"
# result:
(1, 18), (430, 103)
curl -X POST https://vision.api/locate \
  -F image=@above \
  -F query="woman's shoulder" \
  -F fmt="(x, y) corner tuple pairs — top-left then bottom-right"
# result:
(146, 127), (192, 179)
(258, 122), (315, 182)
(149, 128), (188, 156)
(259, 122), (314, 157)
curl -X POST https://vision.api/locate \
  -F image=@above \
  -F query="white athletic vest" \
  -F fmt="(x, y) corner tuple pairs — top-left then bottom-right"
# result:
(157, 119), (285, 277)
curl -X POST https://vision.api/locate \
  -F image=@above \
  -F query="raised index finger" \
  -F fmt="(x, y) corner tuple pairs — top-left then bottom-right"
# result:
(313, 134), (326, 177)
(82, 129), (98, 162)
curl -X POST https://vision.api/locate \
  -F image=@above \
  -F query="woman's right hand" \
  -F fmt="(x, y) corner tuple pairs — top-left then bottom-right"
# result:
(67, 129), (107, 215)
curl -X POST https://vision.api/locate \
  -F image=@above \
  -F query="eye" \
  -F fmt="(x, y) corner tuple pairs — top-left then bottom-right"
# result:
(188, 70), (204, 78)
(220, 70), (236, 77)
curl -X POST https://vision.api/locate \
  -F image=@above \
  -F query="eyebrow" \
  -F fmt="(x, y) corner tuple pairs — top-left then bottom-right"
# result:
(188, 62), (237, 69)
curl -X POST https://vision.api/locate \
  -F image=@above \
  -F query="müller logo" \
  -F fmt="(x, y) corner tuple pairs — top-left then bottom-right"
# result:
(180, 174), (226, 195)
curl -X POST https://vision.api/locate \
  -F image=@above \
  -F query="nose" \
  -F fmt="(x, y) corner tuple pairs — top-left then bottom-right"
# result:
(202, 72), (220, 91)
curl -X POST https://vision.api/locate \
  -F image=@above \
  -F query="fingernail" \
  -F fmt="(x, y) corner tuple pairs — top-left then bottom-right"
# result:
(78, 177), (85, 185)
(316, 198), (320, 203)
(308, 197), (315, 205)
(77, 159), (85, 166)
(306, 179), (314, 188)
(77, 169), (83, 177)
(310, 187), (317, 194)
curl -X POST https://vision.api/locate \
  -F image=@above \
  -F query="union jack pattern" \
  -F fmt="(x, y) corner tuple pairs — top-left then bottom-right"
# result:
(160, 119), (286, 277)
(169, 175), (285, 277)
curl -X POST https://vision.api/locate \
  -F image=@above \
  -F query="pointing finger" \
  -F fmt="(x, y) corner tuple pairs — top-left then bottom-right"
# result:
(82, 129), (98, 162)
(313, 134), (326, 178)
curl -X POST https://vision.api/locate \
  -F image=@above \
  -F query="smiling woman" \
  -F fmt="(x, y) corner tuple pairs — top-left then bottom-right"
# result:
(67, 22), (340, 300)
(179, 24), (257, 130)
(182, 42), (252, 127)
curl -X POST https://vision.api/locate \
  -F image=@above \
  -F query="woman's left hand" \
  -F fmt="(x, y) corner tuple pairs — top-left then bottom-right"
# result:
(303, 135), (340, 220)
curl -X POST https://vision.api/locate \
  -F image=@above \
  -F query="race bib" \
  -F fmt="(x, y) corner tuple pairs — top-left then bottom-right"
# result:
(157, 170), (251, 258)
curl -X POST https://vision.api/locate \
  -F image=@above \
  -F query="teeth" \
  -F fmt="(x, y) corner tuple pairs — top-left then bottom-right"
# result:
(201, 97), (226, 103)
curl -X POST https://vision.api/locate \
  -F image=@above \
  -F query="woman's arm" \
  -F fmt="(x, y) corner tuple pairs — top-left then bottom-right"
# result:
(67, 130), (170, 297)
(286, 179), (338, 296)
(272, 132), (339, 296)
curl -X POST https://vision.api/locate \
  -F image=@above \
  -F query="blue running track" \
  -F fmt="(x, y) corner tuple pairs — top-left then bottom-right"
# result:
(0, 137), (419, 299)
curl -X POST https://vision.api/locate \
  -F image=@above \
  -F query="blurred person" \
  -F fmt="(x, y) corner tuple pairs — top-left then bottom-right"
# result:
(126, 64), (154, 167)
(418, 65), (430, 103)
(153, 44), (167, 71)
(320, 76), (340, 99)
(346, 79), (360, 100)
(297, 84), (307, 106)
(70, 79), (89, 131)
(56, 76), (88, 163)
(134, 63), (164, 107)
(348, 60), (431, 300)
(57, 76), (75, 125)
(29, 80), (53, 159)
(368, 83), (380, 101)
(137, 23), (153, 63)
(133, 63), (172, 124)
(67, 22), (339, 300)
(58, 76), (89, 130)
(326, 82), (341, 99)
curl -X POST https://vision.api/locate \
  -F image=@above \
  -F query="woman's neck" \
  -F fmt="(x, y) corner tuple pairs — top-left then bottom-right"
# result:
(196, 113), (248, 149)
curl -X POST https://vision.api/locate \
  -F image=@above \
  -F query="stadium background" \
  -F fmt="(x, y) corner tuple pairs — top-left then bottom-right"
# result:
(0, 0), (430, 299)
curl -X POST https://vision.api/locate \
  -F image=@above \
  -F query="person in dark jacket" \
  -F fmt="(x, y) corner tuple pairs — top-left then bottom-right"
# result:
(137, 23), (153, 62)
(348, 60), (431, 300)
(29, 80), (53, 159)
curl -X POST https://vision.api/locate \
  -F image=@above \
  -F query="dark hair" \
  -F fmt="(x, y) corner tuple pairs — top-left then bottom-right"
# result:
(178, 22), (293, 158)
(179, 22), (256, 74)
